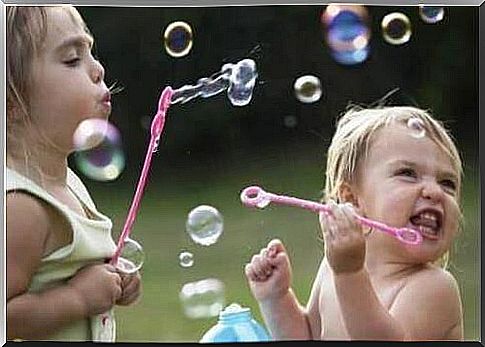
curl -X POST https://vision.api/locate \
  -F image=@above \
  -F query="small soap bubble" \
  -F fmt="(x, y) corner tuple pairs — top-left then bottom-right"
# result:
(407, 117), (426, 138)
(283, 115), (298, 128)
(163, 21), (193, 58)
(186, 205), (224, 246)
(294, 75), (322, 104)
(179, 251), (194, 268)
(419, 6), (445, 24)
(321, 4), (371, 65)
(73, 119), (125, 181)
(179, 278), (225, 319)
(381, 12), (412, 45)
(227, 59), (258, 106)
(115, 238), (145, 274)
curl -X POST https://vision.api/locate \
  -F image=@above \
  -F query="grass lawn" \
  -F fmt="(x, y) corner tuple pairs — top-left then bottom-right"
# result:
(86, 145), (480, 342)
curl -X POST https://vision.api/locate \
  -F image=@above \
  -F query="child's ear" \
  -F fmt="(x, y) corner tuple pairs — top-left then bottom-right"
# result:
(338, 182), (360, 207)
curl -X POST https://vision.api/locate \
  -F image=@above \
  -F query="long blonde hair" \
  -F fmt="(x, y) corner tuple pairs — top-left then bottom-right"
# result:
(6, 6), (90, 167)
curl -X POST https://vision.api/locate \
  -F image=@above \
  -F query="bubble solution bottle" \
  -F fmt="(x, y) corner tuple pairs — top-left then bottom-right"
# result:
(200, 303), (271, 343)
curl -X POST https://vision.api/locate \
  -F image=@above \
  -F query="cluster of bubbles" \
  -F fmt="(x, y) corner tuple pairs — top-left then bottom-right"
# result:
(381, 7), (445, 46)
(293, 75), (323, 104)
(321, 4), (371, 65)
(177, 205), (225, 317)
(115, 238), (146, 274)
(73, 119), (125, 182)
(170, 58), (258, 107)
(179, 278), (226, 319)
(163, 21), (193, 58)
(321, 4), (446, 64)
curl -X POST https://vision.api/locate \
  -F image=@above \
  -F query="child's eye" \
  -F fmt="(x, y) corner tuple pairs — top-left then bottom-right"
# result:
(396, 168), (416, 178)
(440, 179), (457, 192)
(64, 57), (81, 66)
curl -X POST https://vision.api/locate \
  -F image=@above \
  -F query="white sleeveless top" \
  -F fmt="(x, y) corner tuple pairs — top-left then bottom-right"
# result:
(6, 167), (117, 342)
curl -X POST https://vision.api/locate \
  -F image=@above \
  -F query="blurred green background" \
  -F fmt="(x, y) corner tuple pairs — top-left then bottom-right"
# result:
(74, 5), (479, 342)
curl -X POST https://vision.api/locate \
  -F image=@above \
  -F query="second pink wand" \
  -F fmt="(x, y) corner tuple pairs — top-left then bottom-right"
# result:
(240, 185), (423, 245)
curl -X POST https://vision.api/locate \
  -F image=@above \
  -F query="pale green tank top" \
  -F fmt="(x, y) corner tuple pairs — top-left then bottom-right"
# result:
(6, 167), (117, 342)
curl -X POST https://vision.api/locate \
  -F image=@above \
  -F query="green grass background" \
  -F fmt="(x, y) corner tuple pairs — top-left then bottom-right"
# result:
(87, 144), (480, 342)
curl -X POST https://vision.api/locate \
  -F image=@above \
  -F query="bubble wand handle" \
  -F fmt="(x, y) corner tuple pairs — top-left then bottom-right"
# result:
(240, 186), (422, 245)
(110, 86), (174, 265)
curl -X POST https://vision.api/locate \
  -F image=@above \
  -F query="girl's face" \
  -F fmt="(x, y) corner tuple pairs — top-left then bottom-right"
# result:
(29, 7), (111, 153)
(353, 122), (461, 264)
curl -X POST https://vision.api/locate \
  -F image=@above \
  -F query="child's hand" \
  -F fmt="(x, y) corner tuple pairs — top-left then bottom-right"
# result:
(320, 200), (366, 274)
(244, 239), (292, 302)
(68, 263), (122, 316)
(116, 271), (142, 306)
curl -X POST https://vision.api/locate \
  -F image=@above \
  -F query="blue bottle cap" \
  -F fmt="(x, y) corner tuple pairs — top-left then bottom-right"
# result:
(219, 303), (251, 323)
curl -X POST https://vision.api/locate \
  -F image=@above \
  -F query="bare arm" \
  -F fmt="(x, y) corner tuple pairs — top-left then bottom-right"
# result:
(334, 267), (463, 340)
(245, 240), (323, 340)
(258, 259), (324, 340)
(7, 193), (122, 340)
(7, 193), (86, 340)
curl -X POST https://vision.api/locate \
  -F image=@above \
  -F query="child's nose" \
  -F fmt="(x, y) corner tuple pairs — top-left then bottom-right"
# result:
(421, 180), (443, 202)
(91, 59), (105, 84)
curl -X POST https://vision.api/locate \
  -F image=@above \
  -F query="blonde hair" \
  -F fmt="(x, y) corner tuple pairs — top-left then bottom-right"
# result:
(324, 104), (463, 268)
(6, 6), (91, 162)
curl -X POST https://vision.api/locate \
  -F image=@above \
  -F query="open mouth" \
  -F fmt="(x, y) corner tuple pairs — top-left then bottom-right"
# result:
(409, 209), (442, 240)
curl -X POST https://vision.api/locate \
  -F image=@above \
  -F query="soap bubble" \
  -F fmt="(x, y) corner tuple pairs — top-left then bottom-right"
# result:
(179, 251), (194, 268)
(73, 119), (125, 181)
(283, 115), (298, 128)
(293, 75), (323, 104)
(321, 4), (371, 65)
(419, 6), (445, 24)
(186, 205), (224, 246)
(227, 59), (258, 106)
(163, 21), (193, 58)
(114, 238), (145, 274)
(381, 12), (412, 45)
(407, 117), (426, 138)
(179, 278), (225, 319)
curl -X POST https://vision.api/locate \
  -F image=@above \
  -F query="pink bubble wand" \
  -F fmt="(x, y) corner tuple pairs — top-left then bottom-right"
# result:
(110, 86), (174, 266)
(240, 185), (422, 245)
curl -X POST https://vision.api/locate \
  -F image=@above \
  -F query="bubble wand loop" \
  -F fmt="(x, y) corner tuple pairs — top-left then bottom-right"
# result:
(240, 186), (423, 245)
(110, 86), (174, 266)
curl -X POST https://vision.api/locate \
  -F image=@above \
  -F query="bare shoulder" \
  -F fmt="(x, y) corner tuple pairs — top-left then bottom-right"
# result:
(404, 265), (461, 298)
(7, 191), (53, 240)
(6, 191), (55, 300)
(390, 265), (463, 340)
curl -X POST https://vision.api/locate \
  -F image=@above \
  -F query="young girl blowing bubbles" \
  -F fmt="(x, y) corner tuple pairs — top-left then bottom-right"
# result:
(245, 105), (464, 340)
(6, 6), (141, 341)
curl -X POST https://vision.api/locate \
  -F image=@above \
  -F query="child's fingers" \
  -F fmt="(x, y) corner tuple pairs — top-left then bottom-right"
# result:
(244, 263), (260, 282)
(266, 238), (285, 258)
(342, 203), (360, 233)
(253, 254), (273, 279)
(328, 200), (351, 235)
(319, 211), (335, 240)
(121, 275), (141, 296)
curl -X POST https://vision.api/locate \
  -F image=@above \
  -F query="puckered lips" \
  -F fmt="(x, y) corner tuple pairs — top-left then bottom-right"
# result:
(409, 207), (443, 240)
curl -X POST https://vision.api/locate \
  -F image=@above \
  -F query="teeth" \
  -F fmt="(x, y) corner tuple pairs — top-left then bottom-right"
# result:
(419, 225), (438, 236)
(421, 212), (437, 221)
